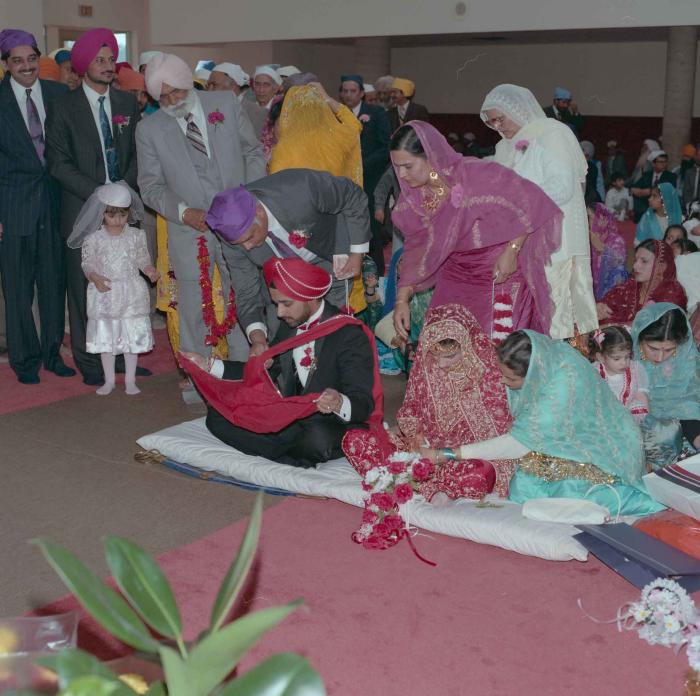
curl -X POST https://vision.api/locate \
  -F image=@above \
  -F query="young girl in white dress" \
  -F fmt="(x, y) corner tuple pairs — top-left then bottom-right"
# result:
(69, 183), (158, 395)
(589, 325), (649, 421)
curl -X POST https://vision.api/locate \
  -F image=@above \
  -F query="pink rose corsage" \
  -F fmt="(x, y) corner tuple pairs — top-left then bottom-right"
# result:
(450, 183), (465, 208)
(299, 346), (316, 368)
(515, 139), (529, 152)
(112, 114), (130, 132)
(288, 230), (310, 248)
(359, 114), (370, 123)
(207, 110), (225, 126)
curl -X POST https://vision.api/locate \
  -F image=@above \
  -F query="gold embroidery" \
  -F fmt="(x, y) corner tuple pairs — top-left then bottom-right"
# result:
(518, 451), (617, 485)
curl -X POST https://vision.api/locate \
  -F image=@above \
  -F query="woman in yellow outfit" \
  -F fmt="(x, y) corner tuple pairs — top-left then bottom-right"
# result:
(268, 82), (367, 313)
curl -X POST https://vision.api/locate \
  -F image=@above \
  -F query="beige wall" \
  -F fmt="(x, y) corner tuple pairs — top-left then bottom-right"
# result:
(391, 40), (700, 117)
(1, 0), (44, 49)
(149, 0), (700, 44)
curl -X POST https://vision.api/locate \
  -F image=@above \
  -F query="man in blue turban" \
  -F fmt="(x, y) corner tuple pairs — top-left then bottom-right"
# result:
(543, 86), (584, 135)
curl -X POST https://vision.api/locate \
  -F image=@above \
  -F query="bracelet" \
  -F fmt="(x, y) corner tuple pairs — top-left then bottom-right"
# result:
(395, 298), (411, 305)
(440, 447), (457, 462)
(365, 288), (376, 297)
(509, 242), (522, 252)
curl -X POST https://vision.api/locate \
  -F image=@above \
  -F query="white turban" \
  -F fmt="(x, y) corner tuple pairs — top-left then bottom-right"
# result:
(139, 50), (164, 68)
(213, 62), (249, 87)
(278, 65), (301, 78)
(194, 68), (211, 81)
(254, 65), (282, 85)
(363, 83), (375, 93)
(145, 53), (193, 100)
(647, 149), (667, 163)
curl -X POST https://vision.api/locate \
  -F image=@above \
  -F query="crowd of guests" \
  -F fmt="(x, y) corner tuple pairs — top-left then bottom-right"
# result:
(1, 25), (698, 516)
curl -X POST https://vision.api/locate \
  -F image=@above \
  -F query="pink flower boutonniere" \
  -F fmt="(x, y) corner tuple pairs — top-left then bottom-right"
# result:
(299, 346), (316, 369)
(112, 114), (130, 133)
(288, 229), (310, 249)
(208, 110), (225, 127)
(515, 139), (529, 153)
(450, 183), (465, 208)
(359, 114), (370, 123)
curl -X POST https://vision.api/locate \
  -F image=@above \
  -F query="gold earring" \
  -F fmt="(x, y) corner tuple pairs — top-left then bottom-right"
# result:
(429, 170), (439, 182)
(672, 349), (677, 358)
(640, 351), (646, 361)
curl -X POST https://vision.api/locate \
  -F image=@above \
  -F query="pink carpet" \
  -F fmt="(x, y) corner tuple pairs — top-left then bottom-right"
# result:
(37, 497), (688, 695)
(0, 328), (178, 416)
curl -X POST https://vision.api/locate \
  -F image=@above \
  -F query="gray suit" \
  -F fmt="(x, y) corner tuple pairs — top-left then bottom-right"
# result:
(220, 168), (371, 333)
(136, 90), (265, 356)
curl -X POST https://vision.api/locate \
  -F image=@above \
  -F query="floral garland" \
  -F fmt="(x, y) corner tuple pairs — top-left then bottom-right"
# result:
(492, 292), (514, 344)
(352, 451), (436, 564)
(196, 235), (237, 346)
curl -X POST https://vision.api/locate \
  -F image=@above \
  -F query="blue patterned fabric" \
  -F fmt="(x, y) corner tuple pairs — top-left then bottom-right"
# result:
(635, 182), (682, 243)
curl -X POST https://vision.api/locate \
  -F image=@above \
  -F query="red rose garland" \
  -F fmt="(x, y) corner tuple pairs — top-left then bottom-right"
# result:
(196, 235), (237, 346)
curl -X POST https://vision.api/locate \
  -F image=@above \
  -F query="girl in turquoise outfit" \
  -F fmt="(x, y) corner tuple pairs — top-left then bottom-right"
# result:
(631, 303), (700, 468)
(636, 182), (683, 244)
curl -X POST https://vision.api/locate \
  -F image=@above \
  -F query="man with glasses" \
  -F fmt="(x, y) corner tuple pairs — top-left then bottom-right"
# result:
(136, 52), (265, 367)
(631, 150), (677, 222)
(45, 27), (142, 385)
(0, 29), (72, 384)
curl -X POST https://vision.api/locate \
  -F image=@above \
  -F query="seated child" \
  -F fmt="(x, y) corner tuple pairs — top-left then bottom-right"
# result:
(604, 172), (633, 221)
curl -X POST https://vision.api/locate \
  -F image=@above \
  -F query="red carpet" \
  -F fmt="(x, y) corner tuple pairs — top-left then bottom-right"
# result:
(37, 497), (687, 695)
(0, 328), (177, 416)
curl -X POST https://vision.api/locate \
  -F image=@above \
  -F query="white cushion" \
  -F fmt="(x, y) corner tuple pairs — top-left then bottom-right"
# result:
(137, 418), (588, 562)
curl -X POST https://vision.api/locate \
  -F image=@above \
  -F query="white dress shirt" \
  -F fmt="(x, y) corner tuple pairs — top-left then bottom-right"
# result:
(10, 77), (46, 129)
(351, 102), (362, 118)
(82, 82), (113, 184)
(397, 101), (410, 121)
(212, 300), (352, 422)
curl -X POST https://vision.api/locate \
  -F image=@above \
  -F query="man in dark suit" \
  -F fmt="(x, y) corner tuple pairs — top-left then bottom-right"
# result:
(184, 257), (376, 468)
(339, 74), (391, 274)
(543, 87), (584, 136)
(207, 169), (371, 357)
(387, 77), (429, 133)
(0, 29), (74, 384)
(630, 149), (676, 222)
(45, 28), (142, 385)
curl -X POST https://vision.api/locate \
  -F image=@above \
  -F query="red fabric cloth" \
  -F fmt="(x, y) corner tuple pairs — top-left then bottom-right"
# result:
(600, 239), (687, 324)
(70, 28), (118, 76)
(179, 315), (382, 434)
(262, 257), (332, 301)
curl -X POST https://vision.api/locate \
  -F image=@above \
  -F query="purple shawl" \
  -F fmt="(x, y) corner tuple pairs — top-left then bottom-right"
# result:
(391, 121), (563, 334)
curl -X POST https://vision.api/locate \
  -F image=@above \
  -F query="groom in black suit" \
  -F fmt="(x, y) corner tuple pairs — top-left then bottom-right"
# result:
(0, 29), (72, 383)
(208, 168), (371, 357)
(185, 257), (377, 468)
(45, 28), (142, 384)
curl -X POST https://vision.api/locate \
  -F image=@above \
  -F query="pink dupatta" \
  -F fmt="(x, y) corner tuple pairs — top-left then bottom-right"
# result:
(390, 121), (563, 334)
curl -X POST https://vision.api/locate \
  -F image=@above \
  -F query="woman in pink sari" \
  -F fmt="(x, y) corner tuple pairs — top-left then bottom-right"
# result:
(390, 122), (563, 342)
(588, 202), (628, 300)
(343, 304), (516, 500)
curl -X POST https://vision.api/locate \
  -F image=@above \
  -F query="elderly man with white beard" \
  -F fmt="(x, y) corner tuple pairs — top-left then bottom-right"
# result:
(136, 53), (265, 363)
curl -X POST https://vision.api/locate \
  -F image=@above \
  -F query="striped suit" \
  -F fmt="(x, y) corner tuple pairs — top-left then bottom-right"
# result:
(45, 86), (140, 380)
(0, 76), (68, 379)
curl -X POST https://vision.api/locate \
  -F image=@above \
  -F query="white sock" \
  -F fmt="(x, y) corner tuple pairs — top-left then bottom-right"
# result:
(124, 353), (140, 394)
(97, 353), (115, 395)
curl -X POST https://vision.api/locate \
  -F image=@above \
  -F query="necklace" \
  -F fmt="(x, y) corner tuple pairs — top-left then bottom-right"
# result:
(421, 172), (448, 213)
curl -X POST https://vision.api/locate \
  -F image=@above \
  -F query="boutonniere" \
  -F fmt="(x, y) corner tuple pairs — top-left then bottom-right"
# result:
(288, 229), (310, 249)
(515, 139), (529, 153)
(112, 114), (130, 133)
(299, 346), (317, 369)
(207, 110), (225, 127)
(359, 113), (370, 123)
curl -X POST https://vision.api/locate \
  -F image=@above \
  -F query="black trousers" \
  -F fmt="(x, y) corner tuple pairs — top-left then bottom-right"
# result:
(365, 191), (385, 277)
(206, 407), (347, 469)
(0, 222), (65, 376)
(65, 244), (126, 379)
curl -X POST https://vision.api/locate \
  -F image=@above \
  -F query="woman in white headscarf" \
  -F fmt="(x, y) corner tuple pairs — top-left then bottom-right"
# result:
(480, 84), (598, 339)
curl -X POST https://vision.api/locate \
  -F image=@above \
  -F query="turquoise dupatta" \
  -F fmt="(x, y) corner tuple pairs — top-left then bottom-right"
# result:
(635, 182), (683, 243)
(508, 331), (645, 485)
(631, 303), (700, 421)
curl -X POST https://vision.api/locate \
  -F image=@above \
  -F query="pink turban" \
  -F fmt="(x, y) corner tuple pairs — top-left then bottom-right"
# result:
(145, 53), (193, 101)
(71, 28), (118, 76)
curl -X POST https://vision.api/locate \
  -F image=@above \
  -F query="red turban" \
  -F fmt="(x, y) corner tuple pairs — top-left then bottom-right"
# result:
(38, 57), (60, 81)
(263, 258), (332, 302)
(118, 67), (145, 91)
(71, 28), (118, 76)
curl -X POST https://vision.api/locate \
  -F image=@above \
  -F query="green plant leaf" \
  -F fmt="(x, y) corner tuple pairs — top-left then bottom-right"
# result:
(104, 536), (182, 641)
(37, 648), (119, 690)
(159, 645), (194, 696)
(32, 538), (160, 654)
(210, 493), (263, 633)
(189, 600), (303, 696)
(216, 653), (326, 696)
(59, 675), (133, 696)
(144, 682), (167, 696)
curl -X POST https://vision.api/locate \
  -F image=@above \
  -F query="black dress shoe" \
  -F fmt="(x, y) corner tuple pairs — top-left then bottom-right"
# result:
(48, 363), (77, 377)
(18, 373), (40, 385)
(114, 364), (153, 377)
(82, 373), (104, 386)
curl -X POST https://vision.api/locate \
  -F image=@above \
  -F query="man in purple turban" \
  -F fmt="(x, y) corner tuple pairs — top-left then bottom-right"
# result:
(0, 29), (75, 383)
(45, 27), (142, 385)
(136, 52), (265, 382)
